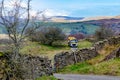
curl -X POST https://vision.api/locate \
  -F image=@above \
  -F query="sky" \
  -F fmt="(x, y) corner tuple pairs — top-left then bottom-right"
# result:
(4, 0), (120, 17)
(25, 0), (120, 17)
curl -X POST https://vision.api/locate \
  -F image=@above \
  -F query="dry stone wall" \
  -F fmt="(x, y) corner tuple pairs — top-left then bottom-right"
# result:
(21, 55), (53, 80)
(0, 56), (6, 80)
(54, 36), (120, 70)
(54, 48), (98, 70)
(0, 54), (53, 80)
(94, 36), (120, 51)
(103, 47), (120, 61)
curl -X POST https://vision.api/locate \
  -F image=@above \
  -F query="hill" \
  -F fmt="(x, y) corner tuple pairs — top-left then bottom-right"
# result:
(39, 22), (99, 35)
(45, 15), (120, 35)
(84, 18), (120, 34)
(39, 18), (120, 35)
(0, 16), (120, 35)
(45, 15), (120, 22)
(47, 16), (84, 22)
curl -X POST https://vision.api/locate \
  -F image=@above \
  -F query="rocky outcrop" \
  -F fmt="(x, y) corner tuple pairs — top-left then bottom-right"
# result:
(0, 53), (53, 80)
(103, 47), (120, 61)
(54, 48), (98, 70)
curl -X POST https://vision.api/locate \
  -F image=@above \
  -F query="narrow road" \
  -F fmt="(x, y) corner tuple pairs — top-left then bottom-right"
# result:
(54, 74), (120, 80)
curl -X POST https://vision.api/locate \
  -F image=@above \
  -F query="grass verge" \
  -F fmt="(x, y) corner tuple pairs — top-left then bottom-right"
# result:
(58, 58), (120, 76)
(35, 76), (58, 80)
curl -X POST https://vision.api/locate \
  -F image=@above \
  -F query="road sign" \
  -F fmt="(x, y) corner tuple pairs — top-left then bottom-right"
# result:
(71, 48), (78, 64)
(71, 48), (77, 52)
(69, 39), (78, 63)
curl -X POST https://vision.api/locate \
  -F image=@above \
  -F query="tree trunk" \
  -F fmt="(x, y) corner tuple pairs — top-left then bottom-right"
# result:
(12, 43), (20, 61)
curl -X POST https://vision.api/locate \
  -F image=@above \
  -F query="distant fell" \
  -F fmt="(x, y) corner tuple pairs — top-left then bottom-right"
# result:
(46, 15), (120, 22)
(47, 16), (84, 22)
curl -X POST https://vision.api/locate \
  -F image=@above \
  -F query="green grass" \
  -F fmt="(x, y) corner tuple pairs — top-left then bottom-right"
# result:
(20, 40), (92, 60)
(20, 41), (69, 58)
(35, 76), (58, 80)
(78, 40), (93, 48)
(58, 62), (91, 74)
(91, 58), (120, 75)
(58, 58), (120, 76)
(20, 40), (92, 65)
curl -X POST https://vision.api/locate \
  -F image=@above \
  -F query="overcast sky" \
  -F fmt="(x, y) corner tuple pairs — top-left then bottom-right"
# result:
(31, 0), (120, 17)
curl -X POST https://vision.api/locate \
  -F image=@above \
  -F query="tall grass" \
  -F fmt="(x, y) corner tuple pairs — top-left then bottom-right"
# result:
(78, 40), (93, 48)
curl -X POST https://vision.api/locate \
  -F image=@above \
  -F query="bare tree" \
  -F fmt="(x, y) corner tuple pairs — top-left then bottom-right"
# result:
(0, 0), (31, 60)
(0, 0), (33, 79)
(0, 1), (50, 79)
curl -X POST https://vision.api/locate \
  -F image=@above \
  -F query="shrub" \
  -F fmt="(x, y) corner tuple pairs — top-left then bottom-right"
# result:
(26, 27), (66, 46)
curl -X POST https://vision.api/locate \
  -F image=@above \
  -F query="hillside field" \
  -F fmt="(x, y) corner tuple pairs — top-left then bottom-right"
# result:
(20, 40), (93, 60)
(58, 43), (120, 76)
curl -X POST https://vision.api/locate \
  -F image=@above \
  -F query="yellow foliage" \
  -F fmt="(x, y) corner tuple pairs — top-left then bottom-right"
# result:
(68, 37), (76, 41)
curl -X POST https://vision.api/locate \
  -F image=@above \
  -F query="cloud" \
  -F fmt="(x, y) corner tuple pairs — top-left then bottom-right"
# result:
(3, 0), (70, 17)
(41, 9), (70, 17)
(27, 9), (70, 19)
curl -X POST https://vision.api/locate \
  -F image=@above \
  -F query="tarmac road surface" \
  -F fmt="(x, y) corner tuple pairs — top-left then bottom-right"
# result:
(54, 74), (120, 80)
